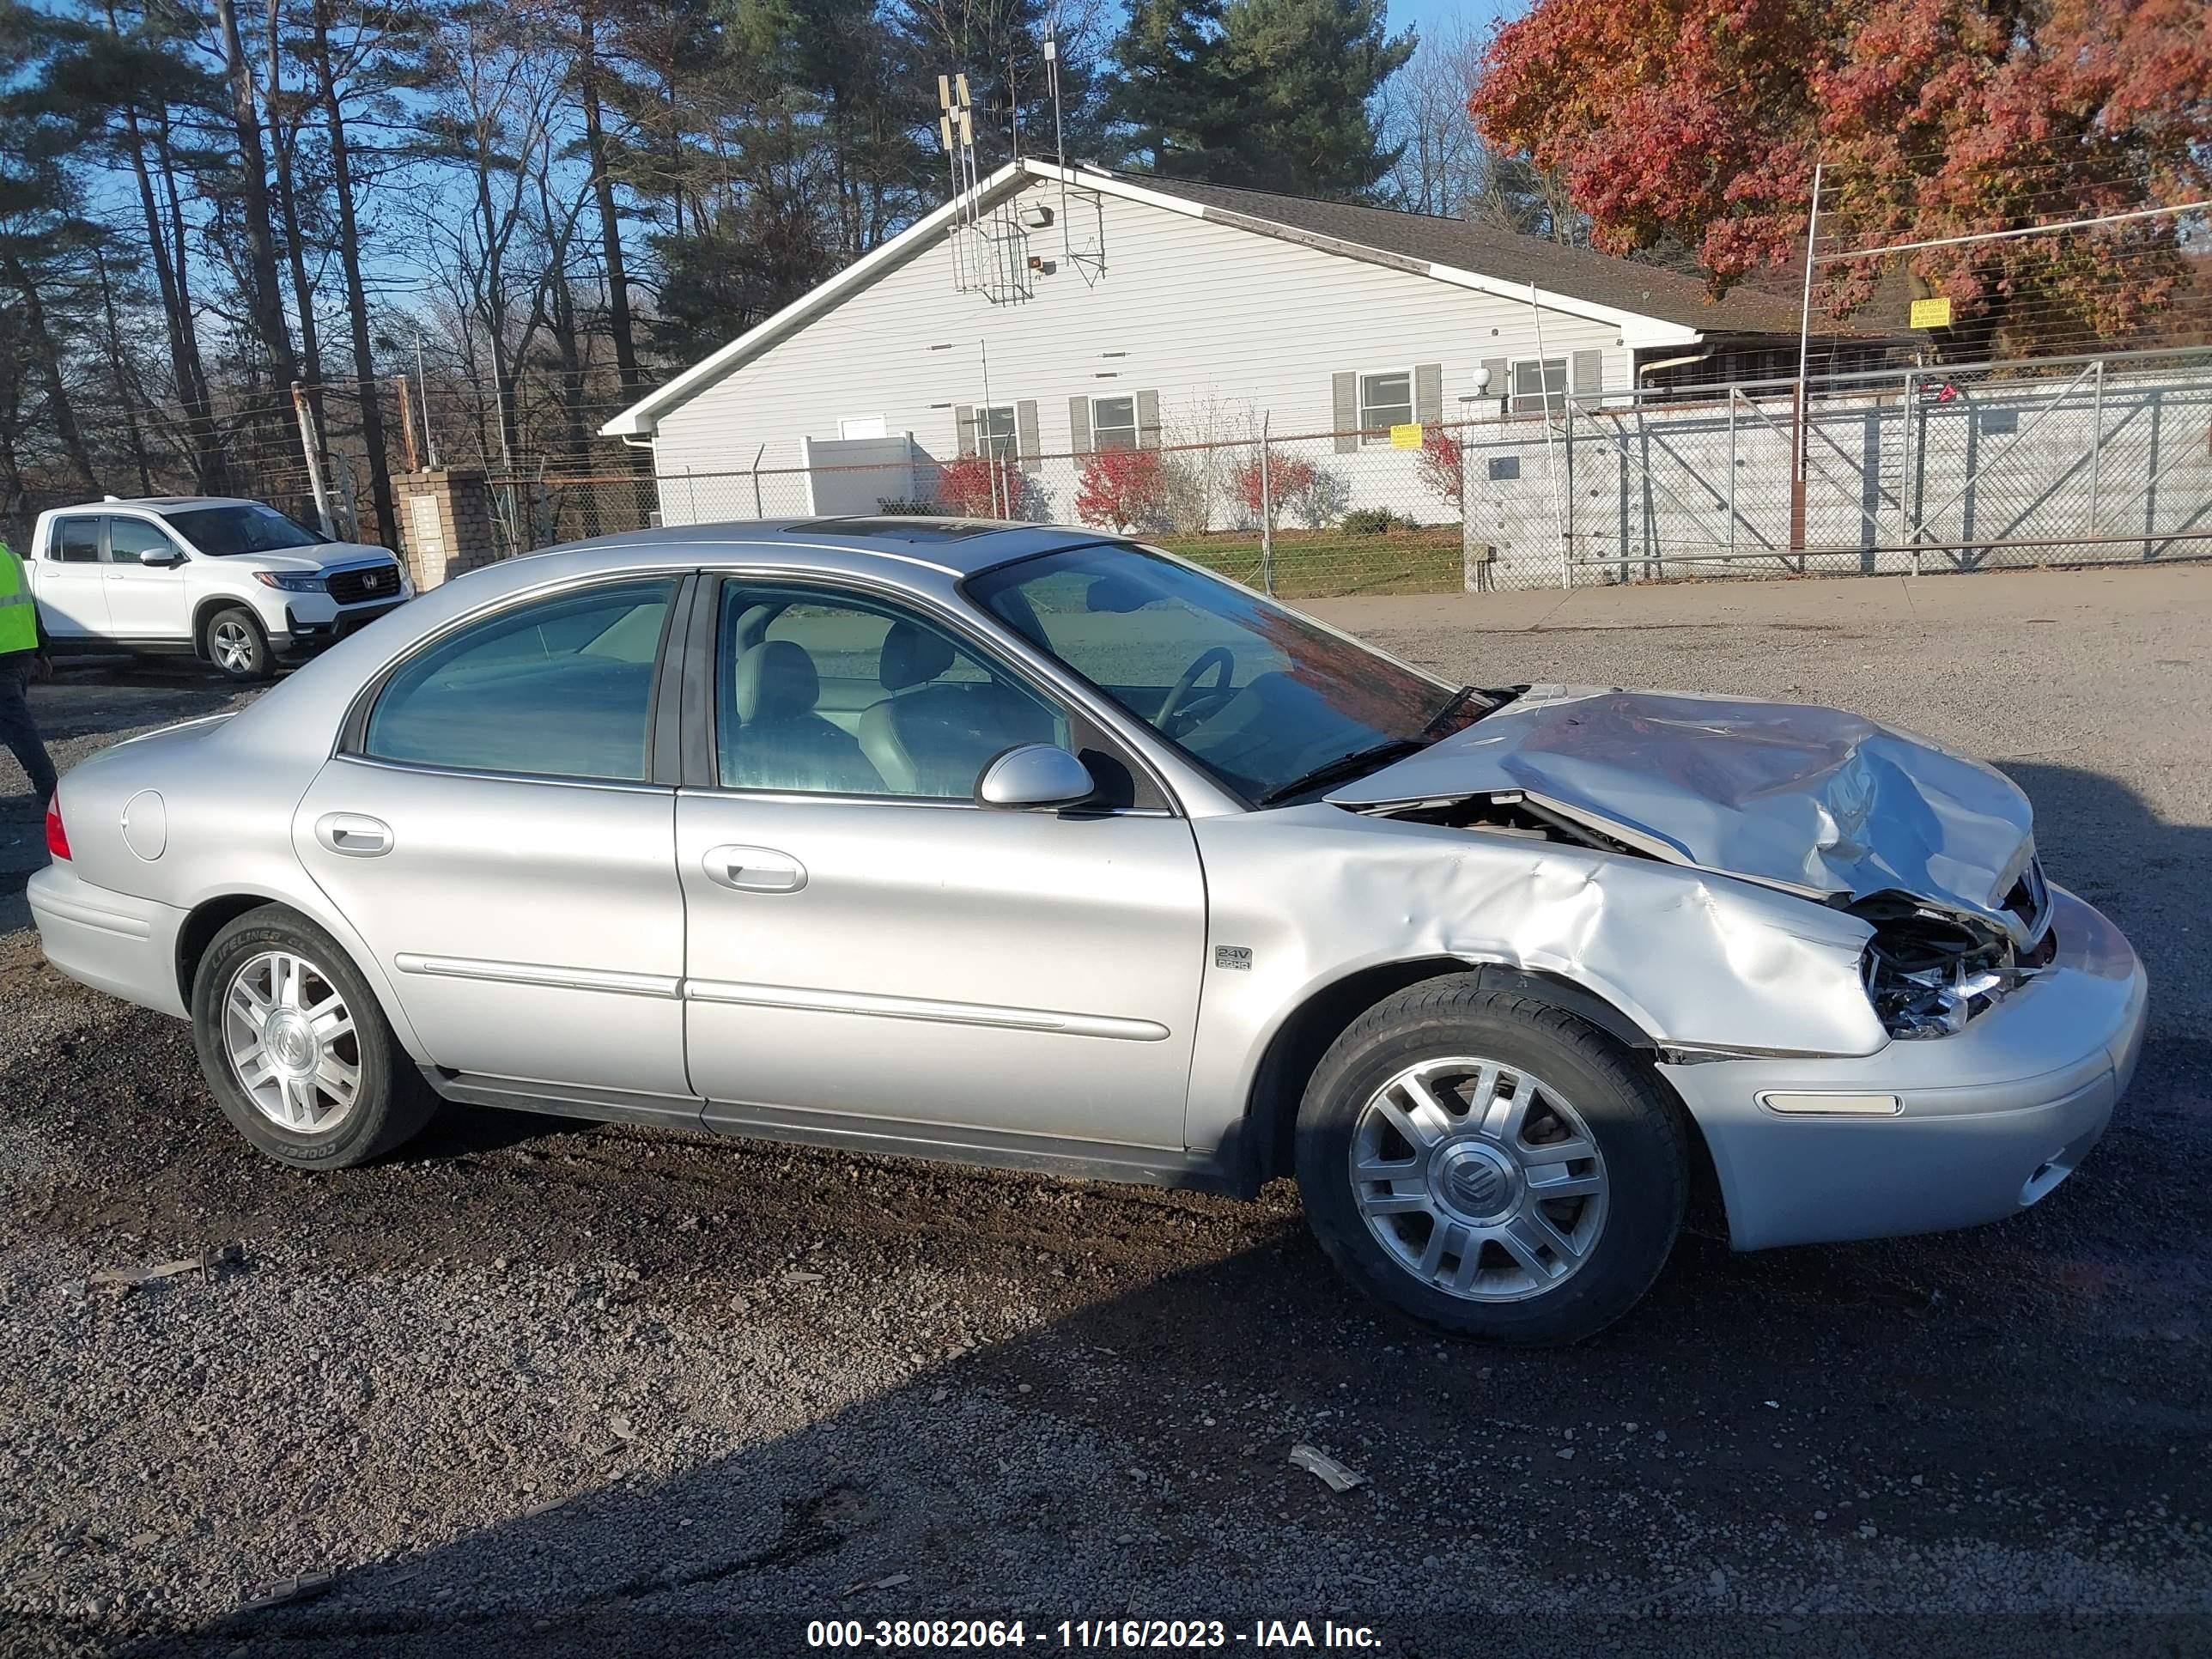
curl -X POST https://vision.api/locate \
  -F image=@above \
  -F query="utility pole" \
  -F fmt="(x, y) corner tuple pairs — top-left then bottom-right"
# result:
(292, 381), (337, 537)
(1790, 161), (1824, 556)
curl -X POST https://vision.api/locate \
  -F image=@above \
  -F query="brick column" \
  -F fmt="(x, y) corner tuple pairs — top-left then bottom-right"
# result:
(392, 468), (499, 590)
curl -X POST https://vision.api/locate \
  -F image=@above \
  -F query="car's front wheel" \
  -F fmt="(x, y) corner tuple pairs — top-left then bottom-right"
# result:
(203, 605), (273, 681)
(190, 904), (436, 1169)
(1295, 976), (1688, 1346)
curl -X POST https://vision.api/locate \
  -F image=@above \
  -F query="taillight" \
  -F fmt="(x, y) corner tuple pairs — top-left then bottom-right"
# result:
(45, 795), (70, 860)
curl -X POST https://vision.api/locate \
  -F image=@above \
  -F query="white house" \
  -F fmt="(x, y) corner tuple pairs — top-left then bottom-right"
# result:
(601, 160), (1844, 535)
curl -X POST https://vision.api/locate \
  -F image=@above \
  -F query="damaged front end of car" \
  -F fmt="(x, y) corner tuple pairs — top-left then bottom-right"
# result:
(1851, 860), (2058, 1039)
(1327, 687), (2063, 1050)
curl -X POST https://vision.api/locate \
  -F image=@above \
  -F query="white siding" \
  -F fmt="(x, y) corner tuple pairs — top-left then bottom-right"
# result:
(650, 179), (1628, 523)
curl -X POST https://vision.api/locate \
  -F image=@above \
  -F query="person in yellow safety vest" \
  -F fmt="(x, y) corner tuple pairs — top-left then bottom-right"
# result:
(0, 536), (58, 806)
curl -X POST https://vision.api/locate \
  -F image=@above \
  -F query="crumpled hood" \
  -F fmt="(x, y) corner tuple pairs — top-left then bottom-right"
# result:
(1329, 686), (2039, 933)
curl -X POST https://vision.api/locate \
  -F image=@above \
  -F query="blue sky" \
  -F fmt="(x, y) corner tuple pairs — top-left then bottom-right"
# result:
(1389, 0), (1525, 49)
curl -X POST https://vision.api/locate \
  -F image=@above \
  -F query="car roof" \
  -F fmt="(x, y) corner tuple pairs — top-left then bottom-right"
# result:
(88, 496), (263, 514)
(551, 517), (1135, 580)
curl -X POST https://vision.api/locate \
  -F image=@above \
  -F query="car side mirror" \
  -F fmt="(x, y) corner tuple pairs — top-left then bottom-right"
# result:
(976, 744), (1096, 810)
(145, 550), (187, 568)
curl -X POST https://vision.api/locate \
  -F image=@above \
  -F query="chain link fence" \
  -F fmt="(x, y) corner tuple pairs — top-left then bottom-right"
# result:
(479, 346), (2212, 598)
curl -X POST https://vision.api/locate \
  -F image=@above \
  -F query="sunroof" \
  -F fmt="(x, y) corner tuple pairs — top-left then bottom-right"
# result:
(786, 516), (1009, 542)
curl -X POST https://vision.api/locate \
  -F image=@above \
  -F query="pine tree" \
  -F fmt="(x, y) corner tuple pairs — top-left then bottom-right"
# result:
(1107, 0), (1413, 198)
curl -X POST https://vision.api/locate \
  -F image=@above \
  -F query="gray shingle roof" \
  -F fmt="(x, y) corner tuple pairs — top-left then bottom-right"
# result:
(1109, 171), (1871, 339)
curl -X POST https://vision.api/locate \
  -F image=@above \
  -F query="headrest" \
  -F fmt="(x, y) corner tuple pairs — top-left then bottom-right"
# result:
(733, 640), (820, 724)
(879, 621), (956, 690)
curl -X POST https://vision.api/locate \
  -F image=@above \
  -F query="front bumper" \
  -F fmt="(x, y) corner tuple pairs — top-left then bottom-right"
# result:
(1662, 886), (2146, 1251)
(278, 598), (407, 657)
(27, 863), (190, 1018)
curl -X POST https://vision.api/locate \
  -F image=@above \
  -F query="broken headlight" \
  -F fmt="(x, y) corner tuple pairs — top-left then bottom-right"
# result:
(1856, 896), (2052, 1039)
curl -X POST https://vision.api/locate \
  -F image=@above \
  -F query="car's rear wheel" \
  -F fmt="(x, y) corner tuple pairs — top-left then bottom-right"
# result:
(1295, 976), (1688, 1346)
(203, 606), (272, 682)
(190, 904), (435, 1169)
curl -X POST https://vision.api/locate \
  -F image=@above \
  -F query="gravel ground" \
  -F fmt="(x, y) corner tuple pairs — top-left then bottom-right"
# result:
(2, 568), (2209, 1659)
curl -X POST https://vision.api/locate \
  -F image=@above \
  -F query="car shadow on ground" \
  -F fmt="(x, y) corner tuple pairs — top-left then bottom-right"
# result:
(3, 758), (2206, 1656)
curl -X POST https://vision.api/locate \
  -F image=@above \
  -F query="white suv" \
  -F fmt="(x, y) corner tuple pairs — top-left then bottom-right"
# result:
(25, 495), (415, 681)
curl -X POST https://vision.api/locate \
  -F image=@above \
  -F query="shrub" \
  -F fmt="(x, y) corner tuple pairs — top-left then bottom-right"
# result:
(874, 497), (938, 515)
(933, 453), (1024, 518)
(1073, 447), (1168, 532)
(1340, 507), (1418, 535)
(1418, 428), (1464, 505)
(1229, 447), (1319, 530)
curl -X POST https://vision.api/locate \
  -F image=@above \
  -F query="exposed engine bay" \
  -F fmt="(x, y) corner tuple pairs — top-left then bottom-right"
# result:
(1850, 888), (2057, 1038)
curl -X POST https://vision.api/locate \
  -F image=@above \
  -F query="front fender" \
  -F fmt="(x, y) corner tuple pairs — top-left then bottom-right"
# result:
(1183, 807), (1882, 1157)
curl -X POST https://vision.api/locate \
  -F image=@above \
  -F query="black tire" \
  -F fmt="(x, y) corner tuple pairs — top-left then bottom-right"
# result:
(202, 605), (273, 682)
(1294, 975), (1688, 1346)
(190, 902), (436, 1170)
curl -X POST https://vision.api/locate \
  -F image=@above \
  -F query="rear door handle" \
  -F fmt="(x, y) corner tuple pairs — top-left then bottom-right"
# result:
(703, 844), (806, 894)
(315, 812), (392, 858)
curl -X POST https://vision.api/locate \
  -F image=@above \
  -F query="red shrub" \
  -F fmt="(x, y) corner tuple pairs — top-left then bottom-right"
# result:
(935, 453), (1024, 518)
(1419, 428), (1464, 505)
(1229, 447), (1318, 527)
(1073, 447), (1167, 531)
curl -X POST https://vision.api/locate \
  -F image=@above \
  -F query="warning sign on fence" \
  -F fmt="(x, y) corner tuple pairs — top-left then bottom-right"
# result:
(1389, 422), (1425, 449)
(1910, 296), (1954, 330)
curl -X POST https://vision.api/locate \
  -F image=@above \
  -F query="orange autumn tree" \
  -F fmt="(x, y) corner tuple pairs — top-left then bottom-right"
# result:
(1469, 0), (2212, 356)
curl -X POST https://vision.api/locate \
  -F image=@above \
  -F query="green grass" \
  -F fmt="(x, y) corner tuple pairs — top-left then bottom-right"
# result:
(1154, 525), (1465, 599)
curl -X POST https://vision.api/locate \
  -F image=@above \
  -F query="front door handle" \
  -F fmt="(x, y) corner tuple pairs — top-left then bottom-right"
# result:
(703, 844), (806, 894)
(315, 812), (393, 858)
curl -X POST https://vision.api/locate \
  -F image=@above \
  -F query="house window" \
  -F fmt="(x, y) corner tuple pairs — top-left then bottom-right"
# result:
(1091, 396), (1139, 451)
(1511, 359), (1568, 415)
(978, 404), (1018, 461)
(1359, 371), (1413, 441)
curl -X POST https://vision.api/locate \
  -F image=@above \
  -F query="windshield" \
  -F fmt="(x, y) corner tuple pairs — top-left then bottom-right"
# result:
(165, 502), (329, 556)
(969, 544), (1479, 804)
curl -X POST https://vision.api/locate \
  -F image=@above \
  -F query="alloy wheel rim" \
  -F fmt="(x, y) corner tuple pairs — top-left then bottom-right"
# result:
(222, 951), (362, 1133)
(212, 620), (254, 672)
(1349, 1055), (1608, 1303)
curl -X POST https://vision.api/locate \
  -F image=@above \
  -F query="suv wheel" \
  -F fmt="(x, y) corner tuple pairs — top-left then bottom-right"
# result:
(1295, 975), (1688, 1346)
(204, 605), (272, 681)
(190, 904), (436, 1169)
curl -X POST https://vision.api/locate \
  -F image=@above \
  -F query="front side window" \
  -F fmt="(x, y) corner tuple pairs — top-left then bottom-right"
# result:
(107, 518), (182, 566)
(1360, 371), (1413, 441)
(976, 404), (1018, 462)
(52, 519), (101, 562)
(362, 578), (676, 781)
(970, 545), (1477, 805)
(166, 502), (329, 556)
(1511, 359), (1567, 415)
(1091, 396), (1139, 451)
(714, 583), (1065, 799)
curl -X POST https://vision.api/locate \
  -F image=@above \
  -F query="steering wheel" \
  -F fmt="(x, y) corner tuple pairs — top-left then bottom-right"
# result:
(1158, 646), (1235, 730)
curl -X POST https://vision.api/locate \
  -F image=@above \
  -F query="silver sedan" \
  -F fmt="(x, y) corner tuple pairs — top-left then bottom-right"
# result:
(28, 520), (2148, 1344)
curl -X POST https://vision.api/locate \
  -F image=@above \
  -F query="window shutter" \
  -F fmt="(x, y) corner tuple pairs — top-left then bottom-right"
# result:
(1481, 358), (1508, 413)
(955, 404), (977, 457)
(1571, 349), (1602, 404)
(1135, 389), (1162, 450)
(1067, 396), (1092, 455)
(1332, 372), (1358, 453)
(1414, 363), (1443, 425)
(1015, 399), (1041, 471)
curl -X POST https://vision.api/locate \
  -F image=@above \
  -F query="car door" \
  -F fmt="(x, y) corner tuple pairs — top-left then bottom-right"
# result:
(102, 515), (192, 642)
(291, 573), (694, 1102)
(676, 576), (1207, 1155)
(36, 515), (109, 638)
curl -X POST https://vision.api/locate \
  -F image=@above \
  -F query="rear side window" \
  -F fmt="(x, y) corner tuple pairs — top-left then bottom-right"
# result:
(362, 579), (677, 781)
(50, 519), (101, 562)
